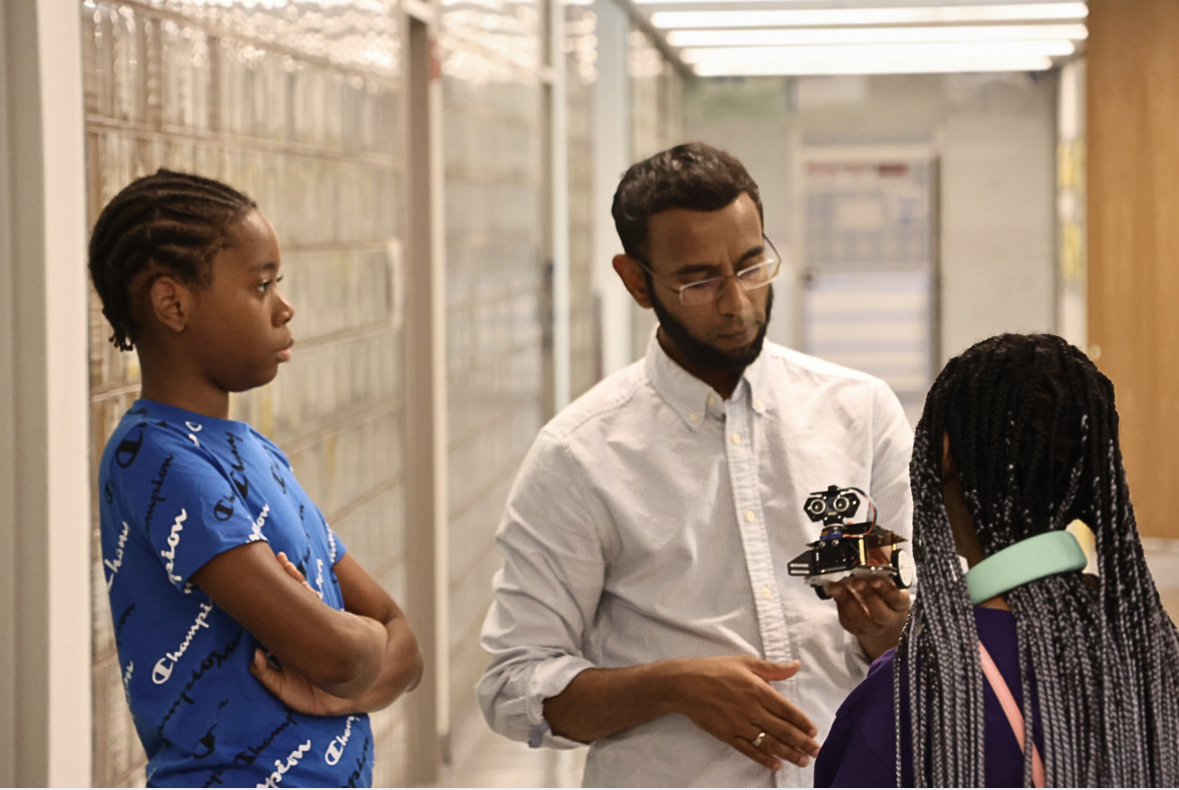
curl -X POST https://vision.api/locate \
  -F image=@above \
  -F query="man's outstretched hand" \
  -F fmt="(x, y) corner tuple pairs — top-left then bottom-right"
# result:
(544, 655), (821, 773)
(669, 656), (821, 772)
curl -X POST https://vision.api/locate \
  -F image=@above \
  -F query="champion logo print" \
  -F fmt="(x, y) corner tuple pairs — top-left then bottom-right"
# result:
(143, 455), (174, 537)
(116, 427), (145, 468)
(344, 736), (370, 787)
(193, 723), (218, 759)
(256, 740), (313, 788)
(160, 509), (188, 584)
(153, 602), (214, 684)
(233, 710), (299, 766)
(214, 492), (236, 521)
(157, 630), (244, 734)
(270, 462), (287, 494)
(224, 433), (251, 507)
(324, 716), (359, 765)
(114, 603), (135, 641)
(249, 504), (271, 542)
(226, 433), (246, 471)
(105, 521), (131, 590)
(230, 469), (250, 499)
(122, 661), (135, 705)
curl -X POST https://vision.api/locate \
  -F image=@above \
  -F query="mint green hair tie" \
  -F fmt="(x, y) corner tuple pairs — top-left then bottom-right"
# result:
(964, 530), (1089, 605)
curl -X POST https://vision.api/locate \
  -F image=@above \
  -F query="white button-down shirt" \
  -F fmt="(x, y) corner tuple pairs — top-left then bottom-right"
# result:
(478, 335), (913, 787)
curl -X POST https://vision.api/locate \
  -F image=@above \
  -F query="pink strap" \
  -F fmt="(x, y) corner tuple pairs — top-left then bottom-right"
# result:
(979, 642), (1046, 788)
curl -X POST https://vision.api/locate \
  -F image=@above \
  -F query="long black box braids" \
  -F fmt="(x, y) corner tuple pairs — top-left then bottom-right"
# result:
(894, 333), (1179, 787)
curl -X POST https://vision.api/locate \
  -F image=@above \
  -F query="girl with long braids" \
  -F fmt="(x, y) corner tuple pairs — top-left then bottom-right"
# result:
(814, 333), (1179, 787)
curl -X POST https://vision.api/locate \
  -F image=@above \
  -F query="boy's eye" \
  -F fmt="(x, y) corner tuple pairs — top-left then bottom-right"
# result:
(257, 275), (284, 293)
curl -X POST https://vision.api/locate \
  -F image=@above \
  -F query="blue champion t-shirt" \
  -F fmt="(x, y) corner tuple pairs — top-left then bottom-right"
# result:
(99, 399), (375, 788)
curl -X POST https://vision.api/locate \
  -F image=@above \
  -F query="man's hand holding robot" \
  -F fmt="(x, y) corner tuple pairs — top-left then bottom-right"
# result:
(789, 485), (913, 660)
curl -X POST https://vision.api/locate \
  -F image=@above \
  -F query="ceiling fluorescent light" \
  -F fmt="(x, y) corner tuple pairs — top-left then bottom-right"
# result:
(693, 55), (1055, 76)
(650, 4), (1089, 30)
(680, 40), (1076, 64)
(667, 24), (1089, 48)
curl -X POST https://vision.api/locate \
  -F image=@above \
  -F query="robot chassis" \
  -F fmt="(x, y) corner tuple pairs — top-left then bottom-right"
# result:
(787, 484), (914, 600)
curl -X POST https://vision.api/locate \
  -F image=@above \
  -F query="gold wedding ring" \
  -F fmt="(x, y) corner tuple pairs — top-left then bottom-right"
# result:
(751, 731), (767, 748)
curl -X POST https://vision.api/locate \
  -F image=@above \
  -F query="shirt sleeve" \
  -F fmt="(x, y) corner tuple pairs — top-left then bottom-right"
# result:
(108, 422), (268, 592)
(256, 433), (349, 564)
(477, 429), (606, 750)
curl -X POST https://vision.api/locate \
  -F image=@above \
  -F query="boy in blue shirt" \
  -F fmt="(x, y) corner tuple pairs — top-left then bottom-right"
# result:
(91, 170), (422, 787)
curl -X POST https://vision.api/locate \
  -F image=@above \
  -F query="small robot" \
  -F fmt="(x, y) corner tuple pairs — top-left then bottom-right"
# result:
(788, 484), (914, 599)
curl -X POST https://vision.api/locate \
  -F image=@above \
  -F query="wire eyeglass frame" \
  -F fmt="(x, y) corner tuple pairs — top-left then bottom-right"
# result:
(633, 235), (783, 306)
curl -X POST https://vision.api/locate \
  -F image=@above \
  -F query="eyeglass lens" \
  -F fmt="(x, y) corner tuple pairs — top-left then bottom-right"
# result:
(679, 259), (781, 305)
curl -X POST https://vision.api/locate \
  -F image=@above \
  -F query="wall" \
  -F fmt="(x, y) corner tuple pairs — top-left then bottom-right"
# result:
(938, 72), (1057, 363)
(1056, 59), (1086, 350)
(1, 0), (92, 784)
(566, 1), (599, 400)
(1087, 0), (1179, 540)
(439, 0), (547, 730)
(686, 71), (1058, 375)
(589, 0), (632, 377)
(80, 0), (411, 783)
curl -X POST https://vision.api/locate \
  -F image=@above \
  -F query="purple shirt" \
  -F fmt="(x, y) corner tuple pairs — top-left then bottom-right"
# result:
(814, 607), (1042, 787)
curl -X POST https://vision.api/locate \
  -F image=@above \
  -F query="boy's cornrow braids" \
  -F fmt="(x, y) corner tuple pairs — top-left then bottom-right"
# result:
(895, 334), (1179, 787)
(88, 169), (256, 350)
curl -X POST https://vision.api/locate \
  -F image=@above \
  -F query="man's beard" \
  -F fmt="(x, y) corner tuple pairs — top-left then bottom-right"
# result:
(649, 284), (773, 374)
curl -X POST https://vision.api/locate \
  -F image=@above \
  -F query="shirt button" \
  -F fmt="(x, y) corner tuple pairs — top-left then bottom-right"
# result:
(760, 586), (773, 599)
(753, 398), (764, 410)
(745, 510), (756, 523)
(689, 412), (699, 423)
(707, 396), (718, 407)
(731, 433), (742, 445)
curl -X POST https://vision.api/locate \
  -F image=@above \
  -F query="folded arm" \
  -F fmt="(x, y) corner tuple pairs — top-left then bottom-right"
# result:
(333, 553), (423, 711)
(191, 541), (388, 699)
(243, 551), (423, 716)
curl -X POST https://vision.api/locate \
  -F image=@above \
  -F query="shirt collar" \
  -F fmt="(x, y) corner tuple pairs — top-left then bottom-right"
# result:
(643, 329), (770, 430)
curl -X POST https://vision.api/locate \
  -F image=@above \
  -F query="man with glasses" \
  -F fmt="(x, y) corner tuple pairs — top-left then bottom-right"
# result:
(479, 143), (913, 786)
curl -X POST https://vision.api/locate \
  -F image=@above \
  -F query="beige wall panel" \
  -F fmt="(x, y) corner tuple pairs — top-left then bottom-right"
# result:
(438, 2), (546, 728)
(1088, 0), (1179, 539)
(567, 2), (598, 400)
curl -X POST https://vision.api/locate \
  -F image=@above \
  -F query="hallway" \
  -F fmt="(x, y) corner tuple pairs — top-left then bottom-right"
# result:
(8, 0), (1179, 785)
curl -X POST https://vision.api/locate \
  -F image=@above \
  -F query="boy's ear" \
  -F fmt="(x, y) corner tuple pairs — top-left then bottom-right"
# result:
(148, 275), (193, 334)
(613, 255), (653, 309)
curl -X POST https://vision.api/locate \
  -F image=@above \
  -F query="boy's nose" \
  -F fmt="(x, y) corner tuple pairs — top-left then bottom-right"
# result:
(275, 290), (295, 325)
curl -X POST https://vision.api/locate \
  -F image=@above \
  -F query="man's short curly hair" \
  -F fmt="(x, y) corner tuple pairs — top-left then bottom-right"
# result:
(88, 169), (256, 350)
(611, 142), (764, 261)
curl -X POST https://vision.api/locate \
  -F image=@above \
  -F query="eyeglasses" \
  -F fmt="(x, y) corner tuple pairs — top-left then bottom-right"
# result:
(634, 236), (782, 306)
